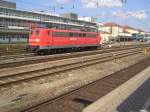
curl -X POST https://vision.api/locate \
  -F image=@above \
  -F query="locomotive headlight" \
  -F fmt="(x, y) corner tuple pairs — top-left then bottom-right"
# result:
(35, 39), (40, 42)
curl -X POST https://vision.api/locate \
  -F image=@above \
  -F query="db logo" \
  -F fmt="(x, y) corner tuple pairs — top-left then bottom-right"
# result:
(70, 38), (77, 40)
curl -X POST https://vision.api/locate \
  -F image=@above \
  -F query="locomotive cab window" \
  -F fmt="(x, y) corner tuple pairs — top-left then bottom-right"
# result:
(35, 30), (40, 36)
(30, 31), (33, 35)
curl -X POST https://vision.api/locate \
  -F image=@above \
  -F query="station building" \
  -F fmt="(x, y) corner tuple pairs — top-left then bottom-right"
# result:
(0, 0), (97, 43)
(98, 22), (150, 43)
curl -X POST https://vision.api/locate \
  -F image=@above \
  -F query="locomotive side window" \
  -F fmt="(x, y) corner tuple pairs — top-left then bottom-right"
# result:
(83, 33), (86, 37)
(47, 31), (50, 36)
(61, 32), (69, 37)
(62, 32), (69, 37)
(53, 32), (69, 37)
(74, 33), (79, 37)
(52, 31), (96, 38)
(79, 33), (82, 37)
(87, 34), (96, 38)
(70, 33), (79, 37)
(70, 33), (73, 37)
(53, 32), (60, 37)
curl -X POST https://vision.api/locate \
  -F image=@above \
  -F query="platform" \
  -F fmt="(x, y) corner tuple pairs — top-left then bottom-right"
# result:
(83, 67), (150, 112)
(117, 78), (150, 112)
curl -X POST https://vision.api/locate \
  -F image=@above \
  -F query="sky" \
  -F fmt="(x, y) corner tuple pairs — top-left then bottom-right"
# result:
(6, 0), (150, 32)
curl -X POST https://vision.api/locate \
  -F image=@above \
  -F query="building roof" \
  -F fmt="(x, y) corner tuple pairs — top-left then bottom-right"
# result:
(137, 29), (144, 32)
(124, 25), (140, 31)
(101, 22), (146, 33)
(124, 25), (147, 33)
(103, 22), (122, 27)
(103, 22), (145, 33)
(123, 30), (131, 34)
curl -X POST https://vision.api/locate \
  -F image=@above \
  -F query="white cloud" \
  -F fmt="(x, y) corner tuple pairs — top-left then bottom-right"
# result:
(96, 12), (111, 18)
(81, 0), (123, 8)
(55, 0), (69, 3)
(130, 10), (147, 19)
(112, 11), (129, 19)
(112, 10), (147, 20)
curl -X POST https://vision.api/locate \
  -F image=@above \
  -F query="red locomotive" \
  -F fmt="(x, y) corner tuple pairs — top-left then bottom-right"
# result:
(28, 28), (100, 54)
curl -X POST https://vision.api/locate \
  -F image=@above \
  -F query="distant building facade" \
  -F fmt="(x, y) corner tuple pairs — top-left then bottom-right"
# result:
(78, 17), (97, 23)
(98, 22), (150, 42)
(98, 22), (133, 42)
(0, 5), (97, 43)
(99, 31), (111, 44)
(124, 25), (139, 35)
(0, 0), (16, 9)
(124, 25), (150, 41)
(60, 13), (78, 19)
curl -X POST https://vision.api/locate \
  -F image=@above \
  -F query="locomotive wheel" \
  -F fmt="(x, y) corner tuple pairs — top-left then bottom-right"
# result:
(37, 51), (44, 55)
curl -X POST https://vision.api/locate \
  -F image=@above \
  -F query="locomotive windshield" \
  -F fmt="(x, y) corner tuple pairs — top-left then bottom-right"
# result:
(30, 30), (40, 37)
(35, 30), (40, 36)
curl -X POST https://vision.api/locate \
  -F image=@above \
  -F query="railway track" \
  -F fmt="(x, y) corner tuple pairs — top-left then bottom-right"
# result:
(21, 53), (150, 112)
(0, 43), (148, 58)
(0, 49), (26, 55)
(0, 44), (149, 69)
(0, 45), (149, 112)
(0, 44), (27, 55)
(0, 47), (145, 88)
(0, 53), (34, 59)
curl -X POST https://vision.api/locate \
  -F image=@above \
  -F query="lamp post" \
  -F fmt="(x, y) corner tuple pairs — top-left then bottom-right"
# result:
(124, 13), (129, 46)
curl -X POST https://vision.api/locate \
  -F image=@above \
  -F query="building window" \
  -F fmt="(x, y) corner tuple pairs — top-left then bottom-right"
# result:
(2, 35), (6, 40)
(17, 36), (20, 40)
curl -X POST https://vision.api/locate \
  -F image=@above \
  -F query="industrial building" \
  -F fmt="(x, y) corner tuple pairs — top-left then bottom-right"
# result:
(0, 1), (97, 43)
